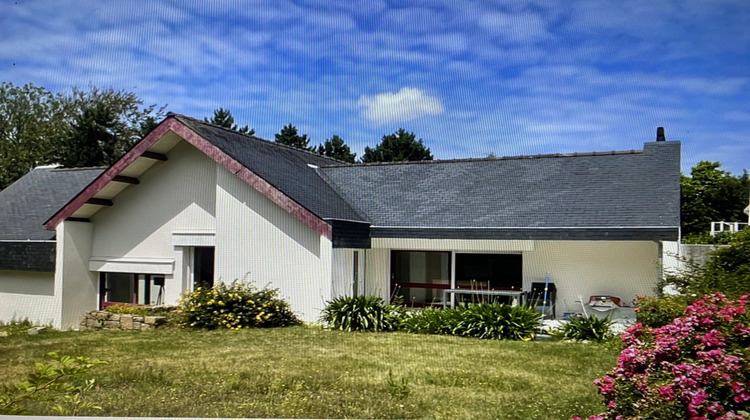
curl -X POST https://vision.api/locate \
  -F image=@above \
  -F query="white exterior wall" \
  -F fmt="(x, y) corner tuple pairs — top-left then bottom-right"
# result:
(0, 270), (58, 326)
(56, 221), (98, 329)
(90, 141), (216, 305)
(523, 241), (659, 316)
(364, 238), (659, 318)
(214, 167), (332, 323)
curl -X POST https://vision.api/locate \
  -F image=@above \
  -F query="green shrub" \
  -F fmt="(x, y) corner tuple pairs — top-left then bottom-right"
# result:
(670, 228), (750, 299)
(176, 282), (299, 329)
(1, 352), (107, 415)
(105, 304), (174, 317)
(557, 315), (612, 342)
(452, 303), (541, 340)
(402, 303), (541, 340)
(634, 295), (689, 328)
(320, 295), (405, 332)
(0, 319), (36, 336)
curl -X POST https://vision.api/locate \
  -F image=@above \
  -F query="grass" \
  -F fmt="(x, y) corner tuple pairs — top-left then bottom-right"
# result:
(0, 326), (618, 419)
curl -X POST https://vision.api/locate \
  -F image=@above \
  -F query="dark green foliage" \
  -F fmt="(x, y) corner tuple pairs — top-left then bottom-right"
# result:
(320, 295), (405, 332)
(671, 228), (750, 299)
(402, 303), (541, 340)
(0, 83), (67, 189)
(557, 315), (612, 342)
(176, 282), (300, 329)
(204, 108), (254, 135)
(57, 87), (165, 168)
(360, 128), (433, 163)
(316, 135), (356, 163)
(681, 161), (749, 236)
(275, 123), (311, 150)
(0, 83), (164, 188)
(635, 295), (689, 328)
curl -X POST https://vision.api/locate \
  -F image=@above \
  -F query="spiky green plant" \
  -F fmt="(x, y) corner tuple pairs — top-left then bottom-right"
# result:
(320, 296), (405, 332)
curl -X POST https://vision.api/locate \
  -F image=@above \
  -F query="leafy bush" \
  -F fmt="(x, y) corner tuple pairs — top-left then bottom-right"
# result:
(635, 295), (690, 328)
(105, 304), (174, 317)
(176, 282), (299, 329)
(320, 295), (405, 332)
(402, 303), (541, 340)
(558, 315), (612, 342)
(1, 352), (107, 415)
(670, 228), (750, 300)
(576, 293), (750, 420)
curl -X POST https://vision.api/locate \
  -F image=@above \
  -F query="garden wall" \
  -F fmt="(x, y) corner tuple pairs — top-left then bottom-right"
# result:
(79, 311), (166, 331)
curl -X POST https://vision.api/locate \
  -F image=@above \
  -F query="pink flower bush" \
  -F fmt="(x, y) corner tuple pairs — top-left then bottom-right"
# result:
(577, 293), (750, 420)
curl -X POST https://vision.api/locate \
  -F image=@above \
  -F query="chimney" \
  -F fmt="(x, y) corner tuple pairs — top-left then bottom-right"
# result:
(656, 127), (666, 142)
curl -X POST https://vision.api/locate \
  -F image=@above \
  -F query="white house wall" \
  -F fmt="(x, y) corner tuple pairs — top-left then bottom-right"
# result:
(56, 221), (97, 329)
(0, 270), (58, 326)
(365, 238), (659, 318)
(89, 141), (217, 305)
(523, 241), (659, 316)
(214, 167), (332, 323)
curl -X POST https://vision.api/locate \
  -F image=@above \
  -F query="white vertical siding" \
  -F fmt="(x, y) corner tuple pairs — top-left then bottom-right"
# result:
(213, 167), (332, 323)
(57, 221), (98, 329)
(0, 270), (58, 326)
(89, 141), (217, 303)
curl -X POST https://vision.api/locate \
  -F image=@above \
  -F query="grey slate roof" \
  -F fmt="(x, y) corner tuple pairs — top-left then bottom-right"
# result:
(174, 115), (364, 222)
(0, 167), (104, 240)
(319, 141), (681, 239)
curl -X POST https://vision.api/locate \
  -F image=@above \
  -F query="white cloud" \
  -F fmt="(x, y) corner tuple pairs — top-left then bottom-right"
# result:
(358, 87), (444, 124)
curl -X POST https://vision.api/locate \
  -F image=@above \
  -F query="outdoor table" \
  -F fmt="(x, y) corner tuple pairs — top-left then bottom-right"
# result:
(442, 289), (526, 308)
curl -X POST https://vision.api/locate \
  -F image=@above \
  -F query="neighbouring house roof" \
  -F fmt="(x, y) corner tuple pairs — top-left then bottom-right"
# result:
(319, 141), (681, 240)
(0, 167), (104, 240)
(0, 166), (103, 271)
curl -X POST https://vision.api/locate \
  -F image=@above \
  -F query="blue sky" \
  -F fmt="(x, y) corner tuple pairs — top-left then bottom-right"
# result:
(2, 0), (749, 174)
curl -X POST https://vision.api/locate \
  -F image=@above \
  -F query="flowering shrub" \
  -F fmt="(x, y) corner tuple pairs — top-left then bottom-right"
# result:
(176, 282), (299, 329)
(575, 293), (750, 419)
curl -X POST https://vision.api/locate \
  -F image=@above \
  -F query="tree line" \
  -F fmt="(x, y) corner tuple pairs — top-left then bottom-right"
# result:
(0, 83), (432, 191)
(2, 82), (748, 238)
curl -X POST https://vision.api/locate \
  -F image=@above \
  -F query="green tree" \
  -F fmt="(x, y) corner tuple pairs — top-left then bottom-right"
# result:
(360, 129), (433, 163)
(0, 83), (67, 189)
(204, 108), (254, 135)
(681, 161), (750, 236)
(316, 135), (356, 163)
(275, 123), (311, 150)
(57, 87), (165, 168)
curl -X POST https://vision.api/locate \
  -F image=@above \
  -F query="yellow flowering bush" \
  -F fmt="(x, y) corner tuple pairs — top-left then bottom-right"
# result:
(176, 282), (299, 329)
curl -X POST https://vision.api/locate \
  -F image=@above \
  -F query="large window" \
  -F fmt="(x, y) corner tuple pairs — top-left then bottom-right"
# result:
(100, 273), (165, 308)
(391, 251), (450, 307)
(455, 253), (522, 290)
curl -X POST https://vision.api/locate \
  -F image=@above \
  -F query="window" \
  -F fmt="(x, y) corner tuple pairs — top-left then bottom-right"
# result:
(390, 251), (450, 307)
(100, 273), (165, 308)
(454, 253), (522, 305)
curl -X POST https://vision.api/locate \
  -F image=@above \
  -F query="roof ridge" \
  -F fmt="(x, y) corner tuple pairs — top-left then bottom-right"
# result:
(51, 166), (107, 172)
(168, 113), (347, 165)
(319, 149), (644, 168)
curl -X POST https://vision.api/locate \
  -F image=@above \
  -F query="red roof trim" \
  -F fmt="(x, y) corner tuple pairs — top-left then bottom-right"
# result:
(45, 117), (332, 239)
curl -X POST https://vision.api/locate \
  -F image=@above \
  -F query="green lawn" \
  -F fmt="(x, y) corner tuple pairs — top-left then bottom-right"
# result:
(0, 326), (617, 419)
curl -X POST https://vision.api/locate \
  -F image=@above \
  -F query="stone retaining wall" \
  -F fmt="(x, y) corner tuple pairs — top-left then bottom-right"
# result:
(79, 311), (167, 331)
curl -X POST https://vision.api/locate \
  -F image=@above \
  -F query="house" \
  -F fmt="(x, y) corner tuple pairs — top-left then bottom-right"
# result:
(1, 114), (681, 328)
(0, 166), (103, 324)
